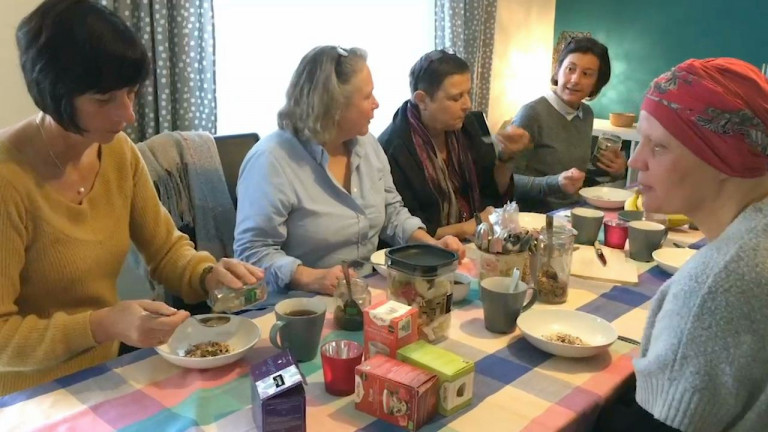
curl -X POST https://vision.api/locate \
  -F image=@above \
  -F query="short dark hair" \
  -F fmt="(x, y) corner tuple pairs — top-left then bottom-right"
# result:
(409, 49), (471, 97)
(16, 0), (150, 134)
(551, 37), (611, 98)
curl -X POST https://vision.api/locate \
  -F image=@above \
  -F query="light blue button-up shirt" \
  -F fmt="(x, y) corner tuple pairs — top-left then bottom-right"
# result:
(234, 129), (425, 292)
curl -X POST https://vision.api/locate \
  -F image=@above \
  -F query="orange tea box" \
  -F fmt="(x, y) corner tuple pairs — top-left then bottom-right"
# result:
(363, 300), (419, 359)
(354, 354), (438, 431)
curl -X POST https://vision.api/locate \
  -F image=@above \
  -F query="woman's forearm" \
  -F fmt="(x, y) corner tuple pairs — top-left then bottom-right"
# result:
(408, 228), (439, 245)
(434, 220), (474, 240)
(494, 160), (515, 194)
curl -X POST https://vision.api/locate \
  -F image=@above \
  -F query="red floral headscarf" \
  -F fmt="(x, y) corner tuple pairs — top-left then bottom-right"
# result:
(642, 57), (768, 178)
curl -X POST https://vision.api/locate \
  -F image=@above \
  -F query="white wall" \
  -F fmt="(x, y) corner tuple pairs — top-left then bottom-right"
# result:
(0, 1), (39, 126)
(488, 0), (556, 132)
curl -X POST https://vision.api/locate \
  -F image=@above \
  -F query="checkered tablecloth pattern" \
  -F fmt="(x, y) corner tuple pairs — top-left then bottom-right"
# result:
(0, 226), (704, 432)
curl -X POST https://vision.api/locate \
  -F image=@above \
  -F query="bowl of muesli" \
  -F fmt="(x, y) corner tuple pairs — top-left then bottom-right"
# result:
(155, 314), (260, 369)
(517, 309), (617, 357)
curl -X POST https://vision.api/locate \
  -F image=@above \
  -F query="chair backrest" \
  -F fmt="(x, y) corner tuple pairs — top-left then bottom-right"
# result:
(214, 132), (259, 207)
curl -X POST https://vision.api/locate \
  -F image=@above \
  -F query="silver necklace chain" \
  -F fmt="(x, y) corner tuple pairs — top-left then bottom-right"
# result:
(35, 112), (86, 195)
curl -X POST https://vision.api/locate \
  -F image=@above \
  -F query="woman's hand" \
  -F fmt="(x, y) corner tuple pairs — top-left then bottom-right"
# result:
(461, 206), (494, 238)
(558, 168), (586, 194)
(495, 125), (531, 160)
(204, 258), (264, 293)
(478, 206), (495, 225)
(90, 300), (190, 348)
(436, 235), (466, 261)
(292, 265), (358, 295)
(409, 230), (466, 261)
(597, 147), (628, 177)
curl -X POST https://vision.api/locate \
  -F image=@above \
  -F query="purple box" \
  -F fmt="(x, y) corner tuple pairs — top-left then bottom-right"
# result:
(250, 351), (306, 432)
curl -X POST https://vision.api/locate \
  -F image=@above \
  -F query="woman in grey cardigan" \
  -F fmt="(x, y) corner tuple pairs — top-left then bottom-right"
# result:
(597, 58), (768, 431)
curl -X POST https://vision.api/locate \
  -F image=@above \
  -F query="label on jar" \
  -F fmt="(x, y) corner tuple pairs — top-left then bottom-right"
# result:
(420, 293), (451, 321)
(591, 134), (622, 165)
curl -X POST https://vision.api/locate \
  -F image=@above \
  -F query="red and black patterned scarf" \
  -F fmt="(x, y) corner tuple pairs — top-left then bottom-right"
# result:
(406, 101), (481, 225)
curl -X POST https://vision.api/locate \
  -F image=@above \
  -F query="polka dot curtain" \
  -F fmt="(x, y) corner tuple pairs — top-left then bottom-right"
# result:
(99, 0), (217, 142)
(435, 0), (497, 114)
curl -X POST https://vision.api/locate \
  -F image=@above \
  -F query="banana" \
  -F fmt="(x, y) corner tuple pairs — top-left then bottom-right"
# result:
(624, 191), (640, 211)
(622, 190), (690, 228)
(666, 214), (691, 228)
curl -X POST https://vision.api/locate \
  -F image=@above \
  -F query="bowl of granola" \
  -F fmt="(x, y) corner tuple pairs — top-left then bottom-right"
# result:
(155, 314), (261, 369)
(516, 309), (617, 357)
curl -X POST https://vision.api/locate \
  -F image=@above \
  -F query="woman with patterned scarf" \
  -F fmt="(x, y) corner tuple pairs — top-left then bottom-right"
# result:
(379, 50), (531, 240)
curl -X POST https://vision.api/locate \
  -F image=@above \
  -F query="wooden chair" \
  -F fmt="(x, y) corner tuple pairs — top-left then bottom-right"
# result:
(213, 132), (260, 207)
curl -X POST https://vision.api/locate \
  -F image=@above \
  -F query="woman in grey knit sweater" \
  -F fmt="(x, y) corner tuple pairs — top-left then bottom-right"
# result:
(508, 37), (626, 213)
(597, 58), (768, 431)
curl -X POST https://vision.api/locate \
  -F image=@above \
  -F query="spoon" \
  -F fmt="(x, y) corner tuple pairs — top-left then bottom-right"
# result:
(509, 267), (521, 293)
(341, 260), (363, 319)
(474, 222), (493, 252)
(192, 315), (231, 327)
(145, 311), (232, 328)
(541, 214), (559, 281)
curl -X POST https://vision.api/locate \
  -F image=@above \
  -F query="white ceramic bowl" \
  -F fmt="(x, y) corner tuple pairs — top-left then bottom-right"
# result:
(451, 272), (474, 302)
(579, 187), (634, 209)
(155, 314), (261, 369)
(370, 248), (388, 277)
(518, 212), (546, 230)
(517, 309), (617, 358)
(652, 247), (696, 274)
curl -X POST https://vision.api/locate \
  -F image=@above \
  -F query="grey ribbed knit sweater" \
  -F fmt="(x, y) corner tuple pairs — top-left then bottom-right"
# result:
(634, 196), (768, 431)
(511, 96), (594, 212)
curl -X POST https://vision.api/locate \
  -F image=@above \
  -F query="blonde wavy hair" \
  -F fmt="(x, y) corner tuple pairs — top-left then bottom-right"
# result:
(278, 45), (368, 144)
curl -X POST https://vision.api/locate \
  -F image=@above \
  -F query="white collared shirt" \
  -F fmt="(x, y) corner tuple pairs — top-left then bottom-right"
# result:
(544, 89), (583, 121)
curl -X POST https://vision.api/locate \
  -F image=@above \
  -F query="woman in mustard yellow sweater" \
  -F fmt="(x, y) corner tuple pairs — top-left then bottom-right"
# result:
(0, 0), (262, 396)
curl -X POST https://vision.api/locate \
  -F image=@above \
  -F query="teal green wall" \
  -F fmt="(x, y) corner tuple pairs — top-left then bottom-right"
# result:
(554, 0), (768, 119)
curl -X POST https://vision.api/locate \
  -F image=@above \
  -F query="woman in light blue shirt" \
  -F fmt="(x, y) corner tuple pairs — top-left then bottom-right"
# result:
(234, 46), (464, 294)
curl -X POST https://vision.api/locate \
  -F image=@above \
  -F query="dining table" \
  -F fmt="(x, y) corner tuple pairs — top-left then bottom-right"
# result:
(0, 209), (705, 432)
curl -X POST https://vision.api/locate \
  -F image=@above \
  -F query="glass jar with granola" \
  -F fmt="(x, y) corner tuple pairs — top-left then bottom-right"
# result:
(534, 225), (576, 304)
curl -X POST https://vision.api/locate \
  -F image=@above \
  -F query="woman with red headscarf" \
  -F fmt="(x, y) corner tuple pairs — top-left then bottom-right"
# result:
(596, 58), (768, 431)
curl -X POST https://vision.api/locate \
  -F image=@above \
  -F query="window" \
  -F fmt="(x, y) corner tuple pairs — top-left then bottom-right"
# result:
(214, 0), (435, 137)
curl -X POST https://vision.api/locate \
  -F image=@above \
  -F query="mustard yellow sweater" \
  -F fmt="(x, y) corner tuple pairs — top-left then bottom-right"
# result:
(0, 133), (216, 396)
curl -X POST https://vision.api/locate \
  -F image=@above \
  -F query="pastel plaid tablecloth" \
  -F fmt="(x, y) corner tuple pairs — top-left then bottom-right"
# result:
(0, 226), (704, 432)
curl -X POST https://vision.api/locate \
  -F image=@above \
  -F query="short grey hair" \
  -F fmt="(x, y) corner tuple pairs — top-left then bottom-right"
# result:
(278, 45), (368, 144)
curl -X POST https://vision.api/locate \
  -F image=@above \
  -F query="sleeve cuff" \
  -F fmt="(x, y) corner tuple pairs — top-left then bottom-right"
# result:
(64, 311), (98, 353)
(180, 257), (217, 304)
(266, 256), (303, 293)
(544, 175), (563, 195)
(399, 217), (427, 246)
(635, 369), (717, 431)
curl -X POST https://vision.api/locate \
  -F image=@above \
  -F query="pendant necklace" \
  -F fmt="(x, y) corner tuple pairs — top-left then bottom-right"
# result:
(35, 112), (86, 195)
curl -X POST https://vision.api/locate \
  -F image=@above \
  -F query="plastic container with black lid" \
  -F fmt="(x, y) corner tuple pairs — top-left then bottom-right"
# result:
(385, 244), (458, 343)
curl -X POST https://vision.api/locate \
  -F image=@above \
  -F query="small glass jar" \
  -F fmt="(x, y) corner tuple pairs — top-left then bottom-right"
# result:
(208, 281), (268, 313)
(592, 133), (622, 166)
(333, 278), (371, 331)
(534, 225), (576, 304)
